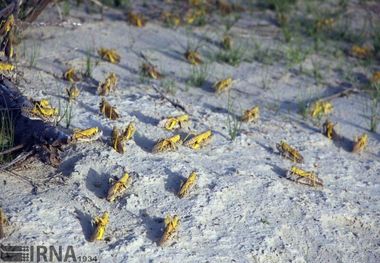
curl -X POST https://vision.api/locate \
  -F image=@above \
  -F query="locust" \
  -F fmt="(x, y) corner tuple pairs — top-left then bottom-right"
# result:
(185, 49), (202, 65)
(98, 48), (120, 64)
(159, 215), (180, 246)
(0, 14), (14, 35)
(276, 140), (304, 163)
(63, 67), (80, 82)
(112, 127), (126, 154)
(185, 130), (212, 150)
(178, 171), (197, 198)
(71, 127), (102, 142)
(127, 12), (146, 27)
(372, 71), (380, 84)
(351, 45), (372, 59)
(0, 62), (14, 71)
(322, 119), (337, 140)
(161, 12), (181, 27)
(107, 172), (131, 202)
(287, 166), (323, 187)
(111, 123), (135, 154)
(141, 63), (161, 79)
(66, 84), (80, 101)
(222, 35), (233, 50)
(0, 208), (8, 239)
(241, 106), (259, 123)
(100, 98), (120, 120)
(152, 134), (182, 153)
(90, 212), (109, 242)
(309, 100), (333, 119)
(213, 77), (232, 94)
(123, 122), (136, 141)
(26, 99), (58, 122)
(98, 73), (118, 96)
(352, 133), (368, 153)
(159, 114), (190, 131)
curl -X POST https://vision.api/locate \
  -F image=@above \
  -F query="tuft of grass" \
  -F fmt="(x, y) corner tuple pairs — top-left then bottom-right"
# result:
(84, 47), (95, 78)
(0, 109), (14, 164)
(57, 99), (74, 129)
(27, 42), (40, 68)
(216, 46), (245, 66)
(187, 64), (210, 87)
(367, 82), (380, 132)
(161, 78), (177, 95)
(62, 0), (71, 17)
(226, 92), (241, 141)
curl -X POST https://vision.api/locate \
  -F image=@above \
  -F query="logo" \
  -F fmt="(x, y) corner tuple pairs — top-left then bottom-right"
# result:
(0, 244), (97, 262)
(0, 245), (30, 262)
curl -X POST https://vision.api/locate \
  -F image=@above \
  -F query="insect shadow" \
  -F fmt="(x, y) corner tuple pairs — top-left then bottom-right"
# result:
(133, 132), (156, 153)
(164, 168), (186, 195)
(139, 209), (164, 244)
(269, 164), (288, 179)
(74, 209), (93, 241)
(332, 135), (354, 152)
(130, 111), (159, 126)
(86, 168), (109, 199)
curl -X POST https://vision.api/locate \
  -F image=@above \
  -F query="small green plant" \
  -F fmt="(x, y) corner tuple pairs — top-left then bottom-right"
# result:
(226, 92), (241, 141)
(27, 42), (40, 68)
(84, 46), (95, 78)
(0, 109), (14, 164)
(187, 64), (210, 87)
(216, 45), (245, 66)
(367, 81), (380, 132)
(62, 0), (70, 17)
(57, 99), (74, 129)
(161, 78), (177, 95)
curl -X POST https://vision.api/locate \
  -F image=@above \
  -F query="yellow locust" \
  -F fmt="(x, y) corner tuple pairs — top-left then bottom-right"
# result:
(28, 99), (58, 122)
(98, 48), (120, 64)
(90, 212), (109, 242)
(0, 62), (14, 71)
(352, 133), (368, 153)
(178, 171), (197, 198)
(351, 45), (372, 59)
(107, 172), (131, 202)
(160, 114), (189, 131)
(213, 77), (232, 94)
(111, 123), (135, 154)
(0, 208), (8, 239)
(185, 49), (202, 65)
(309, 100), (333, 119)
(241, 106), (260, 123)
(98, 73), (118, 96)
(322, 119), (337, 140)
(141, 63), (161, 79)
(63, 67), (80, 82)
(128, 12), (146, 27)
(100, 98), (120, 120)
(185, 130), (212, 150)
(159, 215), (180, 246)
(66, 84), (80, 101)
(276, 140), (304, 163)
(287, 166), (323, 187)
(152, 134), (182, 153)
(71, 127), (102, 142)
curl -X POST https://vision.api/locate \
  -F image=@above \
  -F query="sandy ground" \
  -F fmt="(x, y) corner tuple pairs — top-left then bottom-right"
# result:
(0, 2), (379, 262)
